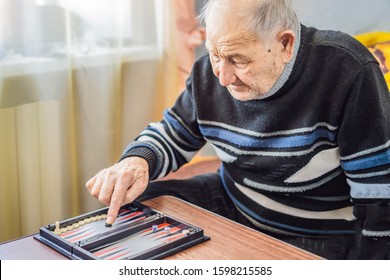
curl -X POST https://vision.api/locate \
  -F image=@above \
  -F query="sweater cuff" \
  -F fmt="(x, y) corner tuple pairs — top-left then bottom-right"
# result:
(119, 147), (157, 179)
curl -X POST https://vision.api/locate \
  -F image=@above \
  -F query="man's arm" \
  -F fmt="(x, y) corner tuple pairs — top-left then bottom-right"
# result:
(86, 72), (206, 224)
(338, 61), (390, 259)
(85, 157), (149, 225)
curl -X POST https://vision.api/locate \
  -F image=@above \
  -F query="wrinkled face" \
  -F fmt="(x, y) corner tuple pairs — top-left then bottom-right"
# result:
(205, 6), (293, 101)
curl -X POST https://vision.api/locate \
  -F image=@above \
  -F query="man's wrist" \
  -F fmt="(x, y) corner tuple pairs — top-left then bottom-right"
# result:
(119, 147), (157, 179)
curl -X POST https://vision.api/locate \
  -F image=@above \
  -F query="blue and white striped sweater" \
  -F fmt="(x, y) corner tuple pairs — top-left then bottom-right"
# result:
(122, 25), (390, 238)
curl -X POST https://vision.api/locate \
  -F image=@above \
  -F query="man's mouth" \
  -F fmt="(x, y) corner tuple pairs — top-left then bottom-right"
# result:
(228, 82), (247, 92)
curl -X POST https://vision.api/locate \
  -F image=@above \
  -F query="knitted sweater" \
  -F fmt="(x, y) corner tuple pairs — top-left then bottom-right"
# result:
(122, 25), (390, 247)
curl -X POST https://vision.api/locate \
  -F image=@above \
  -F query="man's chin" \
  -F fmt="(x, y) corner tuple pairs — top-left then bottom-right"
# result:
(227, 87), (262, 101)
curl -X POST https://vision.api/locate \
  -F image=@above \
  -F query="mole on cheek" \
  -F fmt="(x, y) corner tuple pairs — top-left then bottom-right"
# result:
(268, 49), (271, 53)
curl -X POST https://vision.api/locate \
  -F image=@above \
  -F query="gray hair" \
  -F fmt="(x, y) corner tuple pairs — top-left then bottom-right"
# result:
(199, 0), (299, 43)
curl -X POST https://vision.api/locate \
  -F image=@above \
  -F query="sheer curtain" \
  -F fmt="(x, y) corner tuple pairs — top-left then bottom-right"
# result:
(0, 0), (181, 242)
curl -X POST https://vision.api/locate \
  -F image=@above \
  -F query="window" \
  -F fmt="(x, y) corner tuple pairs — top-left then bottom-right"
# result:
(0, 0), (159, 76)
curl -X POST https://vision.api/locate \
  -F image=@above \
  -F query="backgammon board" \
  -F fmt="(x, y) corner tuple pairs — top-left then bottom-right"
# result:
(34, 201), (209, 260)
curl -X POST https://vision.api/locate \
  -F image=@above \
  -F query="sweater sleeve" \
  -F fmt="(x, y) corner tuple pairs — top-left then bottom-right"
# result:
(120, 72), (206, 181)
(338, 61), (390, 259)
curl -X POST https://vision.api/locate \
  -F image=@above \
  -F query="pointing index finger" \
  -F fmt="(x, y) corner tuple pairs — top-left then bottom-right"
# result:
(105, 178), (129, 226)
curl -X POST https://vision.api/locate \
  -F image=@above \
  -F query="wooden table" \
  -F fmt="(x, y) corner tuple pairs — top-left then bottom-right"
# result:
(0, 196), (321, 260)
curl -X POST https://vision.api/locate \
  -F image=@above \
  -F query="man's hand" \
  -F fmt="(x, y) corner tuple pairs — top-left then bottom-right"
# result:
(85, 157), (149, 225)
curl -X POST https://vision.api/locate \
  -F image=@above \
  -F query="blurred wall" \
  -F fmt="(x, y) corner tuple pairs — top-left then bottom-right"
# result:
(293, 0), (390, 35)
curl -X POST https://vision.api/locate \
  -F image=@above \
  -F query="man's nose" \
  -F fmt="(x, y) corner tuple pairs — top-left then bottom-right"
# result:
(217, 61), (237, 87)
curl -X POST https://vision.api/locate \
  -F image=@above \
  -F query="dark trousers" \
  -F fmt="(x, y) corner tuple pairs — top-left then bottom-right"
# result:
(136, 173), (359, 260)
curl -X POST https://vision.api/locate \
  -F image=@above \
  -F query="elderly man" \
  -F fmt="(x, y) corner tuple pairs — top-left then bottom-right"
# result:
(86, 0), (390, 259)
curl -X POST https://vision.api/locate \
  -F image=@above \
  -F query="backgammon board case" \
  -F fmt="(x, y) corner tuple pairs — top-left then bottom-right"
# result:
(34, 201), (210, 260)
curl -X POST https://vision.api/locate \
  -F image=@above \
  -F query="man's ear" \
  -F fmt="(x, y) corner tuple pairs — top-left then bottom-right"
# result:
(278, 30), (296, 63)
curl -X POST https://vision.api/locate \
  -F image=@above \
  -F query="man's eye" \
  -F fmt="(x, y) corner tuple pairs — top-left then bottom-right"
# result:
(210, 54), (221, 62)
(230, 58), (249, 67)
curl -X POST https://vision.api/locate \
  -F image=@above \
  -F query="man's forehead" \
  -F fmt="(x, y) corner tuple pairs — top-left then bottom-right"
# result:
(205, 30), (259, 49)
